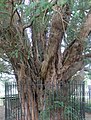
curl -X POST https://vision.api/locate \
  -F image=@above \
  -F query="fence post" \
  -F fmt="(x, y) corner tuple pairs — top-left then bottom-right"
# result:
(5, 82), (8, 120)
(82, 81), (85, 119)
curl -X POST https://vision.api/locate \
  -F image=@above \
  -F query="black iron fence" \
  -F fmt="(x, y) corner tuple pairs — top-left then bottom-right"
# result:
(5, 81), (85, 120)
(84, 89), (91, 113)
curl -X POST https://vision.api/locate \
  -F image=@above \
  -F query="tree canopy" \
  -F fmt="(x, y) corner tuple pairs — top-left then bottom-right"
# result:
(0, 0), (91, 82)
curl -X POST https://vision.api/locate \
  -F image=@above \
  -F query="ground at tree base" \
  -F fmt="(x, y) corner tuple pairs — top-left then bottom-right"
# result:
(0, 106), (91, 120)
(85, 113), (91, 120)
(0, 106), (5, 120)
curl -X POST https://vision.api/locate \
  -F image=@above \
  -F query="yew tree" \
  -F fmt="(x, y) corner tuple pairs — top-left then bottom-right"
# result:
(0, 0), (91, 120)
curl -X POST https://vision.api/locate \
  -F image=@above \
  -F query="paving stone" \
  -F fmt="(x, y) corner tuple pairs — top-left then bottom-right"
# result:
(0, 106), (5, 120)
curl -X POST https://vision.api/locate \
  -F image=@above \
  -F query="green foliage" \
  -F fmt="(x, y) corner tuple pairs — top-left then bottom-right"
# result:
(85, 102), (91, 113)
(66, 0), (91, 44)
(0, 0), (10, 16)
(39, 89), (82, 120)
(39, 99), (81, 120)
(10, 49), (19, 58)
(0, 0), (91, 85)
(15, 1), (53, 22)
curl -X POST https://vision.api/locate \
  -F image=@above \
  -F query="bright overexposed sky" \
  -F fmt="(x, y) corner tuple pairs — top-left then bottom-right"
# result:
(25, 0), (30, 5)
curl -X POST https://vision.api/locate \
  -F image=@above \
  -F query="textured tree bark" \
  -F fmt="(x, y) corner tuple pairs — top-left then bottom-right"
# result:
(1, 1), (91, 120)
(17, 79), (39, 120)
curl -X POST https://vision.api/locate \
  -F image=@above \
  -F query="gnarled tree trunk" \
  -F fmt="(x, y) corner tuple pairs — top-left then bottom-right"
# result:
(1, 0), (91, 120)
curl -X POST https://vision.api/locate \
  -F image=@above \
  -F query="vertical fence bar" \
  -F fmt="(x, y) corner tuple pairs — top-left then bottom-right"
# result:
(18, 83), (20, 120)
(72, 81), (74, 120)
(80, 82), (82, 119)
(68, 82), (70, 120)
(5, 82), (7, 120)
(15, 83), (17, 120)
(7, 83), (10, 120)
(20, 82), (22, 120)
(82, 81), (85, 119)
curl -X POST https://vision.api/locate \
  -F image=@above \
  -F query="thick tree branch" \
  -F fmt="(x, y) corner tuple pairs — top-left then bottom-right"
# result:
(79, 13), (91, 41)
(83, 53), (91, 58)
(41, 4), (70, 79)
(61, 12), (91, 81)
(62, 61), (84, 82)
(32, 26), (38, 62)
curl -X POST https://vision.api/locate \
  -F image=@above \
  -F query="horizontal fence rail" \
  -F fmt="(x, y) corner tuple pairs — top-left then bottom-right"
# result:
(5, 81), (85, 120)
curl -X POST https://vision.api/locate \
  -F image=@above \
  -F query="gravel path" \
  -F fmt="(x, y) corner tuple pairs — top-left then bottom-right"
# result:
(0, 106), (5, 120)
(85, 113), (91, 120)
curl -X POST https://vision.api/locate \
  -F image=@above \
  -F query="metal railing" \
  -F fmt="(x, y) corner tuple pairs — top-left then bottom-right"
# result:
(84, 90), (91, 113)
(5, 81), (85, 120)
